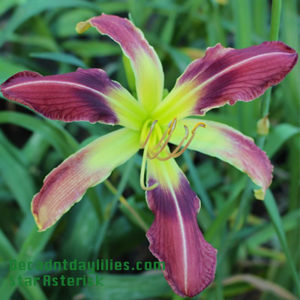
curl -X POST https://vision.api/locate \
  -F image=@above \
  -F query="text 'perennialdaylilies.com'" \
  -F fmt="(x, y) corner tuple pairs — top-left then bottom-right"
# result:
(0, 14), (298, 297)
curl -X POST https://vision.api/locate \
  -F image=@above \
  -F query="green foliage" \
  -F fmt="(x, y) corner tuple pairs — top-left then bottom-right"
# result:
(0, 0), (299, 299)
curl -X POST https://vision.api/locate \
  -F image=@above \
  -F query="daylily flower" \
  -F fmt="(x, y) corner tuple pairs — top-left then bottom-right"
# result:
(0, 14), (297, 297)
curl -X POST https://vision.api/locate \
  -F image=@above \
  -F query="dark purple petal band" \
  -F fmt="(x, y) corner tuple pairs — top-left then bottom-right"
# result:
(0, 68), (143, 127)
(154, 41), (298, 123)
(146, 158), (217, 297)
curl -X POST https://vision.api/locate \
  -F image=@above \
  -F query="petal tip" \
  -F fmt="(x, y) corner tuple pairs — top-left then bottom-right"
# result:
(76, 20), (91, 34)
(31, 196), (50, 232)
(254, 188), (265, 200)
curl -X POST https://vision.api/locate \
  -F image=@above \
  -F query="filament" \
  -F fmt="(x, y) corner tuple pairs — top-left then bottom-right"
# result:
(157, 125), (189, 161)
(153, 120), (172, 150)
(148, 118), (177, 159)
(157, 121), (206, 161)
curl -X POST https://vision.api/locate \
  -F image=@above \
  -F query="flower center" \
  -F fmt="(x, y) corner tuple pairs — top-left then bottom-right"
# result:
(139, 118), (206, 191)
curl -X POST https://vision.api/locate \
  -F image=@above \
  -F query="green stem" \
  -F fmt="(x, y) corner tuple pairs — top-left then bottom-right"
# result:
(264, 191), (300, 297)
(259, 0), (282, 148)
(258, 1), (300, 296)
(270, 0), (282, 41)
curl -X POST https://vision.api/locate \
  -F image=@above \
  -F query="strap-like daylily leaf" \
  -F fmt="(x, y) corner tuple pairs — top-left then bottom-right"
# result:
(32, 128), (140, 231)
(154, 41), (298, 124)
(77, 14), (164, 112)
(169, 119), (273, 199)
(146, 157), (217, 297)
(0, 68), (145, 129)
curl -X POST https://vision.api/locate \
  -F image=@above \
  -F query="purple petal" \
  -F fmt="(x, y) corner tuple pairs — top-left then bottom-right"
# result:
(32, 128), (139, 231)
(1, 68), (143, 128)
(78, 14), (164, 111)
(155, 41), (298, 122)
(146, 158), (217, 297)
(169, 119), (273, 199)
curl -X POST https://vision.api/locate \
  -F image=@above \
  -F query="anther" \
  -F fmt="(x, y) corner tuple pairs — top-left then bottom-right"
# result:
(157, 121), (206, 161)
(192, 121), (206, 132)
(157, 125), (189, 161)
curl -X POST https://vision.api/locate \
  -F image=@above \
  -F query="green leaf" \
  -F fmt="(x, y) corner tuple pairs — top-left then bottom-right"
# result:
(63, 40), (121, 58)
(206, 177), (247, 243)
(0, 59), (28, 82)
(22, 133), (49, 166)
(0, 0), (18, 15)
(61, 199), (100, 260)
(84, 272), (171, 300)
(0, 0), (98, 47)
(0, 134), (35, 213)
(52, 8), (96, 38)
(265, 123), (300, 158)
(8, 34), (58, 51)
(0, 227), (54, 299)
(264, 190), (300, 297)
(30, 52), (87, 68)
(166, 46), (191, 72)
(0, 112), (77, 157)
(183, 151), (215, 219)
(0, 230), (47, 300)
(0, 229), (17, 260)
(245, 209), (300, 248)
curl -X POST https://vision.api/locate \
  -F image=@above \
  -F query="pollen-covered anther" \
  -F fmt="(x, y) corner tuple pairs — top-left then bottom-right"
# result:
(156, 121), (206, 161)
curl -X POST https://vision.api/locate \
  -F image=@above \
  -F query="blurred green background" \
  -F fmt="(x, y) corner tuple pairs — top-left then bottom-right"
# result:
(0, 0), (299, 299)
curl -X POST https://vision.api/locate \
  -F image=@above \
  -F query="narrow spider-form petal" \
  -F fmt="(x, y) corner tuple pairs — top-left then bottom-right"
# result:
(77, 14), (164, 112)
(154, 42), (298, 124)
(32, 128), (140, 231)
(169, 119), (273, 199)
(0, 68), (145, 129)
(146, 157), (217, 297)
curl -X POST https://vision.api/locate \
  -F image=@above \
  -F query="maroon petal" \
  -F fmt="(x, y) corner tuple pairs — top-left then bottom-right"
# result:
(0, 68), (144, 128)
(154, 41), (298, 123)
(32, 128), (140, 230)
(77, 14), (164, 111)
(169, 119), (273, 199)
(146, 158), (217, 297)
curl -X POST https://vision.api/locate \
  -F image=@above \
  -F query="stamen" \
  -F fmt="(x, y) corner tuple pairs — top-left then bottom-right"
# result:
(157, 125), (189, 161)
(153, 120), (172, 150)
(148, 118), (177, 159)
(140, 138), (158, 191)
(141, 120), (157, 148)
(157, 121), (206, 161)
(192, 121), (206, 132)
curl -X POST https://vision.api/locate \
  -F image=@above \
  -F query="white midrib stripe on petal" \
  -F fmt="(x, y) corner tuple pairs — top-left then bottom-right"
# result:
(4, 80), (136, 115)
(5, 80), (108, 98)
(167, 177), (188, 294)
(183, 51), (290, 90)
(161, 51), (292, 115)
